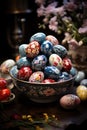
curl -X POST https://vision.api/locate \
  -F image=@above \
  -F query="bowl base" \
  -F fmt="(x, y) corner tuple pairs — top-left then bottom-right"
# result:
(29, 96), (58, 103)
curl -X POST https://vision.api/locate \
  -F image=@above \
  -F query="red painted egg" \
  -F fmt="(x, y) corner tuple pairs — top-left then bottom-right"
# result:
(46, 35), (59, 46)
(17, 66), (32, 81)
(60, 94), (81, 109)
(25, 41), (40, 58)
(63, 57), (72, 72)
(42, 79), (55, 83)
(0, 78), (7, 89)
(0, 88), (11, 101)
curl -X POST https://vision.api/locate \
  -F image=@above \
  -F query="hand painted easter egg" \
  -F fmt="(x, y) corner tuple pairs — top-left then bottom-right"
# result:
(49, 54), (63, 70)
(53, 44), (67, 58)
(0, 78), (7, 90)
(0, 88), (11, 101)
(41, 40), (53, 56)
(25, 41), (40, 58)
(32, 55), (47, 71)
(30, 32), (46, 44)
(42, 78), (55, 83)
(0, 59), (16, 74)
(76, 85), (87, 101)
(80, 79), (87, 87)
(16, 57), (31, 69)
(10, 65), (18, 78)
(17, 66), (32, 81)
(44, 66), (60, 80)
(19, 44), (28, 57)
(46, 35), (59, 46)
(63, 57), (72, 72)
(70, 67), (77, 76)
(75, 71), (85, 83)
(59, 94), (81, 109)
(58, 71), (72, 82)
(29, 71), (44, 83)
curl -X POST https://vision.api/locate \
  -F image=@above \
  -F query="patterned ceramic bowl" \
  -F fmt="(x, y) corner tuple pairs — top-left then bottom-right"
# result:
(9, 65), (76, 103)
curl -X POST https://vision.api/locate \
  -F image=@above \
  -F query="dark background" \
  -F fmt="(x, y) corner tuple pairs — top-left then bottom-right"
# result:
(0, 0), (63, 61)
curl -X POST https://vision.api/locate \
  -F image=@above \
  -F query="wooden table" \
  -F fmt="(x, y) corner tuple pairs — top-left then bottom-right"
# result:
(0, 85), (87, 130)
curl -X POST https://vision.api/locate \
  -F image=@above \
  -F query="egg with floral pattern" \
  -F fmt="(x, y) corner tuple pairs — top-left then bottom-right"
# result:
(29, 71), (44, 83)
(17, 66), (32, 81)
(25, 41), (40, 58)
(49, 54), (63, 70)
(31, 55), (47, 71)
(63, 57), (72, 72)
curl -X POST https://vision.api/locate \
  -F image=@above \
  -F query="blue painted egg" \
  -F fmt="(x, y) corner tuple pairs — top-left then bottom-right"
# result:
(32, 55), (47, 71)
(53, 45), (67, 58)
(30, 32), (46, 44)
(41, 40), (53, 56)
(59, 71), (71, 81)
(70, 67), (77, 76)
(80, 79), (87, 87)
(19, 44), (28, 57)
(75, 71), (85, 83)
(10, 65), (18, 78)
(44, 66), (60, 80)
(16, 57), (31, 69)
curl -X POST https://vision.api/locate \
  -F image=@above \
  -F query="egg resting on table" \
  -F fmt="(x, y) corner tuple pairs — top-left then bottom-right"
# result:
(75, 71), (85, 83)
(0, 59), (16, 74)
(76, 85), (87, 101)
(80, 79), (87, 87)
(59, 94), (81, 109)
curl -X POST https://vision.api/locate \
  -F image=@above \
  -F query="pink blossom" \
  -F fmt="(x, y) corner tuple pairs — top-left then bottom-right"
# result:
(64, 2), (77, 11)
(35, 0), (45, 5)
(45, 2), (58, 15)
(56, 6), (66, 17)
(78, 27), (87, 34)
(48, 16), (58, 32)
(68, 38), (79, 50)
(37, 5), (45, 17)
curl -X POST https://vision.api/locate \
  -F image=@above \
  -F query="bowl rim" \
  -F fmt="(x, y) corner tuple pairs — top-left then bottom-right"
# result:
(9, 65), (77, 85)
